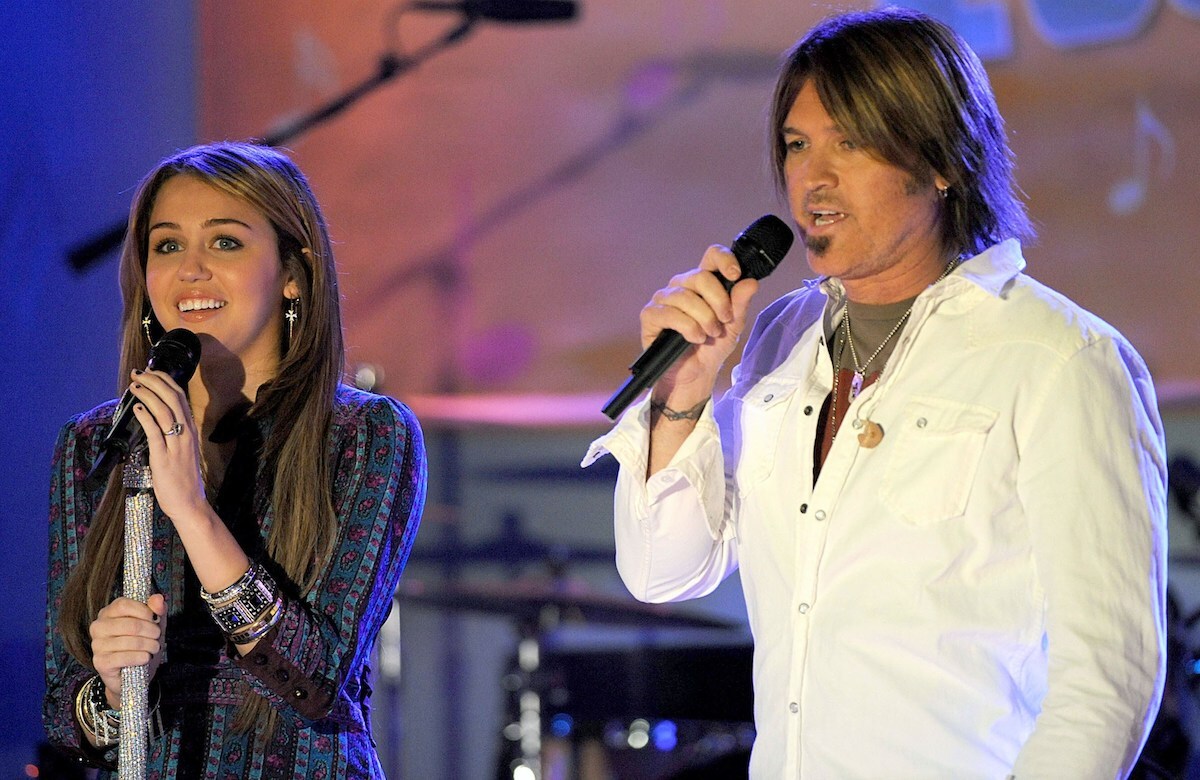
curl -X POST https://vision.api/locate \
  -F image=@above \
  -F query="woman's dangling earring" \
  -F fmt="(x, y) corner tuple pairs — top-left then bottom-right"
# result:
(142, 307), (155, 346)
(285, 297), (301, 344)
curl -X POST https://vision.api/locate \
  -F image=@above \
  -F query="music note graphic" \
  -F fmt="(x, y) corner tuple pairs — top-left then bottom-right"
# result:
(1108, 99), (1176, 215)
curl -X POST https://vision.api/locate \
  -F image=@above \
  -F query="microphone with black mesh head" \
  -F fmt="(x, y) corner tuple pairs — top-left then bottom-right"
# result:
(87, 328), (202, 483)
(602, 215), (793, 420)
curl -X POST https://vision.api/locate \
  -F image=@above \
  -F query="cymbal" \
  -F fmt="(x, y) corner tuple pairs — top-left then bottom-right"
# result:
(405, 392), (614, 430)
(396, 579), (737, 630)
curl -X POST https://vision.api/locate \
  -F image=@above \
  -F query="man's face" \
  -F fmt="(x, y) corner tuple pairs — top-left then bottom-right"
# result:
(783, 81), (948, 303)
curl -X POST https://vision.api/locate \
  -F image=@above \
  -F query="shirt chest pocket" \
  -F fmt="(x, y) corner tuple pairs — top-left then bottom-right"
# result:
(880, 397), (998, 524)
(728, 381), (800, 493)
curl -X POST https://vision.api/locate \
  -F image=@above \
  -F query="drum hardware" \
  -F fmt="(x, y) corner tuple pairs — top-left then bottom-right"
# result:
(396, 578), (740, 779)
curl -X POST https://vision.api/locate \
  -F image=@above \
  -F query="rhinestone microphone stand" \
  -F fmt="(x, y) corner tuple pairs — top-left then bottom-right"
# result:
(119, 449), (154, 779)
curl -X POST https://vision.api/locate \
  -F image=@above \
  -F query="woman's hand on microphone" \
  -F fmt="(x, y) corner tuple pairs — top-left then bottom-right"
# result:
(127, 368), (254, 615)
(640, 244), (760, 401)
(127, 368), (210, 525)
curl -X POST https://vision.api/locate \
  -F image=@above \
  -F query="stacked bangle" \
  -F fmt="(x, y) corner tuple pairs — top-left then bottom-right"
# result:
(200, 561), (283, 644)
(76, 675), (120, 747)
(75, 675), (164, 747)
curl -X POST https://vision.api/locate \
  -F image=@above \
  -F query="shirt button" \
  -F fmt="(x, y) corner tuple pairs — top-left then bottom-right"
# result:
(800, 503), (808, 513)
(252, 654), (268, 666)
(763, 394), (774, 402)
(293, 688), (308, 700)
(789, 702), (799, 713)
(916, 417), (928, 428)
(798, 603), (810, 614)
(274, 669), (291, 682)
(803, 405), (813, 415)
(813, 510), (826, 522)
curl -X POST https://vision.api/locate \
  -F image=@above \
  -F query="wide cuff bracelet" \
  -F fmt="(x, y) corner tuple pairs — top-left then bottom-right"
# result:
(200, 561), (261, 606)
(202, 562), (281, 636)
(228, 597), (284, 645)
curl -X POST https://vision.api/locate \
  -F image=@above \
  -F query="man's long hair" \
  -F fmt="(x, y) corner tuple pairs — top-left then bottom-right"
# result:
(58, 141), (345, 735)
(769, 7), (1035, 255)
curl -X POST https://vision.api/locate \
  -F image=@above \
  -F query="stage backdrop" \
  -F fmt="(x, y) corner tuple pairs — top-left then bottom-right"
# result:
(193, 0), (1200, 410)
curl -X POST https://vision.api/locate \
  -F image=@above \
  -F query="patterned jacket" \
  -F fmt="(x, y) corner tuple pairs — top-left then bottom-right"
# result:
(44, 385), (426, 778)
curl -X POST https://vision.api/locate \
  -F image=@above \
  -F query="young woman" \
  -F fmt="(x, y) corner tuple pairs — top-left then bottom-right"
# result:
(44, 142), (426, 778)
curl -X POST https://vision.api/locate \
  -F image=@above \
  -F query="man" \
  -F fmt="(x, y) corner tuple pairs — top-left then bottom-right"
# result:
(583, 8), (1167, 778)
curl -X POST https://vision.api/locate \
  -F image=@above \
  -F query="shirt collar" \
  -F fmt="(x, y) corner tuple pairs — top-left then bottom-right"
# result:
(814, 238), (1025, 305)
(952, 238), (1025, 298)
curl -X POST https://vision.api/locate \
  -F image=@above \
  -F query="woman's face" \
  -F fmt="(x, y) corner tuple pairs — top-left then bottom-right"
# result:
(145, 174), (299, 373)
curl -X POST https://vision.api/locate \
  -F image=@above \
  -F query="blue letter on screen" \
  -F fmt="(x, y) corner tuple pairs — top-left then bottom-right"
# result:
(882, 0), (1013, 60)
(1026, 0), (1157, 48)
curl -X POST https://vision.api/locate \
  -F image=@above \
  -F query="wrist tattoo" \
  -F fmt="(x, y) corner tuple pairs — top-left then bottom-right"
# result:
(650, 398), (708, 421)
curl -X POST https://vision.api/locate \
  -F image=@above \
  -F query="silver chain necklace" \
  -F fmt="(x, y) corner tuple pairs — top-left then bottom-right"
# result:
(841, 257), (961, 401)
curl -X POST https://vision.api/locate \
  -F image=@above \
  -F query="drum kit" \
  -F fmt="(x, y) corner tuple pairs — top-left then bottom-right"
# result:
(395, 576), (753, 780)
(390, 393), (755, 780)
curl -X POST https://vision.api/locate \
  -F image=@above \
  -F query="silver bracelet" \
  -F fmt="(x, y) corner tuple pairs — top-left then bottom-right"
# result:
(200, 563), (260, 606)
(77, 675), (120, 746)
(76, 675), (164, 746)
(202, 562), (282, 637)
(227, 597), (284, 644)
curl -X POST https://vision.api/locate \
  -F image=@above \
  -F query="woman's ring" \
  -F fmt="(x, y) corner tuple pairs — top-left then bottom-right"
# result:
(164, 422), (183, 437)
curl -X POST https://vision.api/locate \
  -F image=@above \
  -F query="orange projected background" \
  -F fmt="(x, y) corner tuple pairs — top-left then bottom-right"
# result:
(197, 0), (1200, 407)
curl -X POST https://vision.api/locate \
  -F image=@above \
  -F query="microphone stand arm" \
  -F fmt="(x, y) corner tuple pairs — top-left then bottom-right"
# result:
(260, 19), (474, 147)
(68, 18), (476, 272)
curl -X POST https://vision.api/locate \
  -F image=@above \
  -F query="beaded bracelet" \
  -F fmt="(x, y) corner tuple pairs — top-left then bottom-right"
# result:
(200, 561), (283, 641)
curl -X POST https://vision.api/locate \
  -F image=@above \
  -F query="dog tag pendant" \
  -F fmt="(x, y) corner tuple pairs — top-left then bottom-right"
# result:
(849, 371), (864, 401)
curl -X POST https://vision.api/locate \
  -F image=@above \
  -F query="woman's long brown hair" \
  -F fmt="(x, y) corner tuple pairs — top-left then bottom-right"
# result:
(58, 142), (346, 734)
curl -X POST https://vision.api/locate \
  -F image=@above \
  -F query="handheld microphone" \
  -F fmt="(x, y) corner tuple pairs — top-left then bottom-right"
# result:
(602, 215), (793, 420)
(87, 328), (202, 482)
(411, 0), (577, 22)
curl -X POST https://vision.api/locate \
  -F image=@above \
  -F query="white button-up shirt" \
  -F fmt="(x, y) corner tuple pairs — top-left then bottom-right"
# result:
(584, 240), (1167, 778)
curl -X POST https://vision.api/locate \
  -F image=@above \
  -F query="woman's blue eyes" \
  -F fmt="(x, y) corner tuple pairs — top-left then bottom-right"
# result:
(152, 236), (242, 253)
